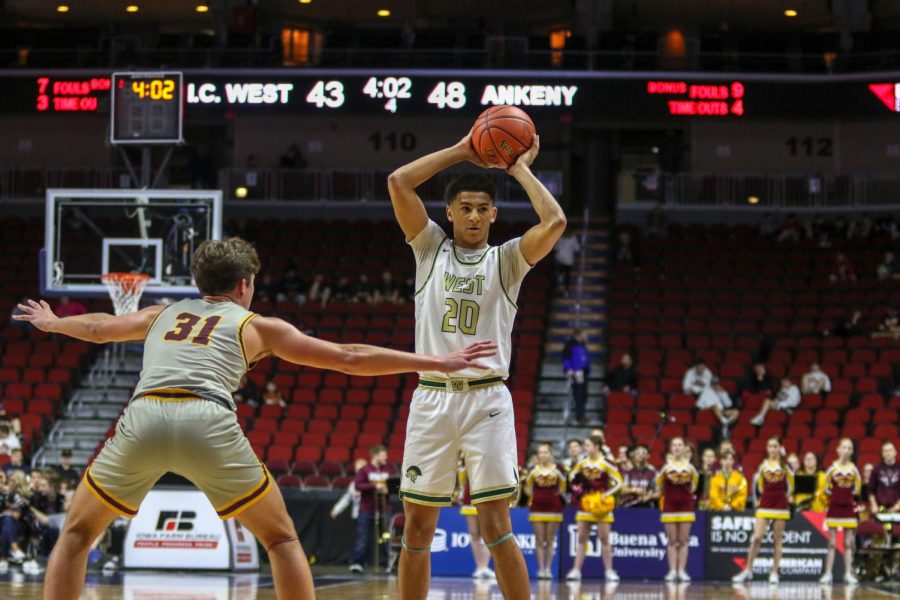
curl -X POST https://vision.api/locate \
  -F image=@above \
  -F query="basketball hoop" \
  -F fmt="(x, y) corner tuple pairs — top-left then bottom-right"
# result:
(102, 272), (150, 315)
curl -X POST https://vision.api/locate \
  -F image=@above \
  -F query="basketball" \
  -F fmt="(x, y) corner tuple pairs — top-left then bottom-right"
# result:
(471, 105), (536, 167)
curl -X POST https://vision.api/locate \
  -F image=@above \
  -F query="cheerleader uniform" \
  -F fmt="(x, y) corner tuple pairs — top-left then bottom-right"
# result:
(526, 464), (567, 523)
(823, 461), (861, 529)
(569, 456), (623, 523)
(754, 459), (795, 520)
(457, 466), (477, 517)
(657, 460), (699, 523)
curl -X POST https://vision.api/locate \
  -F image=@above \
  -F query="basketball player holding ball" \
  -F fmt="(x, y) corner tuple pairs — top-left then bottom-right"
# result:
(388, 106), (566, 600)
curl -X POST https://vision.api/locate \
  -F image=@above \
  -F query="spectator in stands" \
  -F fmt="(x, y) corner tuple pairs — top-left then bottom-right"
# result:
(701, 448), (718, 477)
(873, 214), (899, 239)
(375, 270), (399, 305)
(777, 213), (803, 243)
(279, 144), (308, 169)
(0, 411), (20, 439)
(876, 307), (900, 337)
(708, 451), (748, 511)
(261, 380), (286, 408)
(331, 458), (368, 521)
(877, 252), (897, 281)
(279, 266), (307, 303)
(646, 203), (666, 236)
(29, 475), (64, 565)
(847, 214), (874, 240)
(331, 275), (355, 304)
(716, 440), (741, 470)
(52, 449), (80, 488)
(605, 352), (637, 395)
(354, 273), (376, 304)
(619, 445), (656, 508)
(3, 449), (29, 476)
(801, 362), (831, 395)
(563, 330), (591, 424)
(616, 446), (633, 472)
(0, 424), (19, 456)
(306, 274), (331, 308)
(682, 362), (713, 396)
(589, 429), (615, 461)
(349, 445), (393, 574)
(868, 441), (899, 518)
(696, 378), (738, 430)
(825, 309), (863, 339)
(750, 376), (801, 426)
(738, 363), (775, 401)
(236, 375), (259, 406)
(256, 273), (281, 304)
(55, 297), (86, 318)
(795, 452), (827, 512)
(0, 470), (31, 568)
(554, 231), (579, 294)
(786, 452), (801, 474)
(563, 439), (583, 470)
(828, 252), (857, 284)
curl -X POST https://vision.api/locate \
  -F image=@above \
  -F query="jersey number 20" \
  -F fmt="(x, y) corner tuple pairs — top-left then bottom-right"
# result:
(163, 313), (222, 345)
(441, 298), (480, 335)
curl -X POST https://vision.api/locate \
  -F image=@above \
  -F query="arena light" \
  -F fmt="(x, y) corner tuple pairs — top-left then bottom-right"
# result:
(235, 186), (249, 199)
(784, 9), (798, 17)
(196, 3), (210, 13)
(748, 196), (760, 205)
(377, 9), (391, 17)
(56, 5), (70, 12)
(125, 4), (139, 13)
(298, 0), (312, 4)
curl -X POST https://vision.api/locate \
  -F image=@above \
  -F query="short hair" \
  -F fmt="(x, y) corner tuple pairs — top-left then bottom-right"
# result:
(190, 238), (261, 296)
(370, 444), (387, 456)
(445, 173), (496, 204)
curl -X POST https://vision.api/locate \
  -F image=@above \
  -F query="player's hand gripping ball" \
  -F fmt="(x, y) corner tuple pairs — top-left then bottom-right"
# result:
(471, 105), (536, 167)
(580, 491), (615, 517)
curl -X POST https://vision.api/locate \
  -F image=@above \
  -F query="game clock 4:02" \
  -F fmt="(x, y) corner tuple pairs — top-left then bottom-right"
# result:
(110, 72), (184, 145)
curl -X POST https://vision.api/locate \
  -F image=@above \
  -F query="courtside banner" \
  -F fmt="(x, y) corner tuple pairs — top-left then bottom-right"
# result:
(429, 508), (553, 578)
(558, 508), (706, 580)
(124, 490), (231, 569)
(705, 510), (844, 580)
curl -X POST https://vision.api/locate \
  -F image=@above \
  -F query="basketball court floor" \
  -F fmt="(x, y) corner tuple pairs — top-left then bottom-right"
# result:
(0, 570), (897, 599)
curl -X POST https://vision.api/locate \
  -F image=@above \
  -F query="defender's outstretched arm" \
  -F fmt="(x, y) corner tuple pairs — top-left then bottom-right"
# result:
(14, 299), (164, 343)
(247, 316), (495, 376)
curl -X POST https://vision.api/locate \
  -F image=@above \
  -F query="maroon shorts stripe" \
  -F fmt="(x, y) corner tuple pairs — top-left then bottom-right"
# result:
(85, 470), (138, 517)
(217, 471), (271, 518)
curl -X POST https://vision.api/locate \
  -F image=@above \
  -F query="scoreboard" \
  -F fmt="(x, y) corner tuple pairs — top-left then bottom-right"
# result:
(4, 69), (900, 120)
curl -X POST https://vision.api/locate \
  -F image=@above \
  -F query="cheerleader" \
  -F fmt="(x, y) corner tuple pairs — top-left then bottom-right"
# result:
(456, 459), (494, 580)
(732, 437), (795, 584)
(657, 437), (699, 582)
(525, 443), (567, 580)
(819, 438), (861, 585)
(565, 434), (623, 582)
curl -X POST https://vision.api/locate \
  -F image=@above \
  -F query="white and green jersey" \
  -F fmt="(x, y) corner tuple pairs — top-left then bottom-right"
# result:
(133, 298), (257, 410)
(409, 220), (531, 379)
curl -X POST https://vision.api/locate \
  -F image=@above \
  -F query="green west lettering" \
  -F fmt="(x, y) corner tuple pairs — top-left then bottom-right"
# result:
(442, 272), (485, 296)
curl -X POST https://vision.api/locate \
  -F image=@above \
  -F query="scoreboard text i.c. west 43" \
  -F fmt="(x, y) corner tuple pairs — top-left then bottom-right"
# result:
(7, 70), (900, 119)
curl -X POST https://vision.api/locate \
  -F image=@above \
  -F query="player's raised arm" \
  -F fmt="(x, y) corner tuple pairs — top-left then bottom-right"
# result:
(14, 299), (164, 343)
(509, 135), (567, 265)
(387, 132), (492, 241)
(246, 315), (496, 376)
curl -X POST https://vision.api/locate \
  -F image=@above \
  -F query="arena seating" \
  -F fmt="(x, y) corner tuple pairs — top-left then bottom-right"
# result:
(0, 217), (97, 461)
(608, 222), (900, 475)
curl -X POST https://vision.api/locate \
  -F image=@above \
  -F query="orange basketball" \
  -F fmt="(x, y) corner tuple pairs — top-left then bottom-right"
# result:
(471, 105), (536, 167)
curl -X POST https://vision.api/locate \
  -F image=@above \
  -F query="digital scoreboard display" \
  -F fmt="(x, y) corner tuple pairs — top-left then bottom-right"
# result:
(0, 70), (899, 120)
(110, 72), (183, 144)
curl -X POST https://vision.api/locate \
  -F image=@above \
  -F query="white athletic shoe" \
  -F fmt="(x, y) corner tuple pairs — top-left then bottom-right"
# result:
(22, 560), (42, 575)
(819, 572), (833, 584)
(0, 560), (8, 573)
(606, 569), (620, 582)
(9, 548), (25, 563)
(349, 564), (364, 574)
(769, 572), (780, 584)
(665, 570), (679, 582)
(566, 568), (582, 581)
(678, 570), (691, 582)
(482, 568), (496, 580)
(844, 572), (858, 585)
(541, 569), (554, 580)
(732, 569), (752, 583)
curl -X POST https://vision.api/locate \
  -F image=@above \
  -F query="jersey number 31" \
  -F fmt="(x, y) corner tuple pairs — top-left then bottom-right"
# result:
(163, 313), (222, 346)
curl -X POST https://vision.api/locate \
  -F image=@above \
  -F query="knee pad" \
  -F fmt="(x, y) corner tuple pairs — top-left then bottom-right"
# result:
(401, 538), (431, 554)
(485, 532), (515, 549)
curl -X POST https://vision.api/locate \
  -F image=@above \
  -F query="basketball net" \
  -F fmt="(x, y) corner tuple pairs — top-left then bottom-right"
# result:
(101, 273), (150, 315)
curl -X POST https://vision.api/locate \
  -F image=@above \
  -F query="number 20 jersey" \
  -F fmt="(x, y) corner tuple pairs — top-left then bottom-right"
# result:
(133, 298), (257, 410)
(410, 220), (531, 379)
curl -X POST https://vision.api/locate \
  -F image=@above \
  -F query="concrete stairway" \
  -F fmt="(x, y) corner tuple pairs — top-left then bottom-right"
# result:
(531, 219), (611, 450)
(33, 345), (142, 470)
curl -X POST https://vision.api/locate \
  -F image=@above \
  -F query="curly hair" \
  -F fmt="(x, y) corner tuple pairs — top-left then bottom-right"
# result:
(190, 238), (261, 295)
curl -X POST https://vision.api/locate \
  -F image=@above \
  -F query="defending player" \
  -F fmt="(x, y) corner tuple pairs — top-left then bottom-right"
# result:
(388, 131), (566, 600)
(14, 238), (497, 600)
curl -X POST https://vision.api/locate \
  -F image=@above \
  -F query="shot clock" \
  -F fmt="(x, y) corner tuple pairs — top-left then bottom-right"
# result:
(110, 72), (183, 144)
